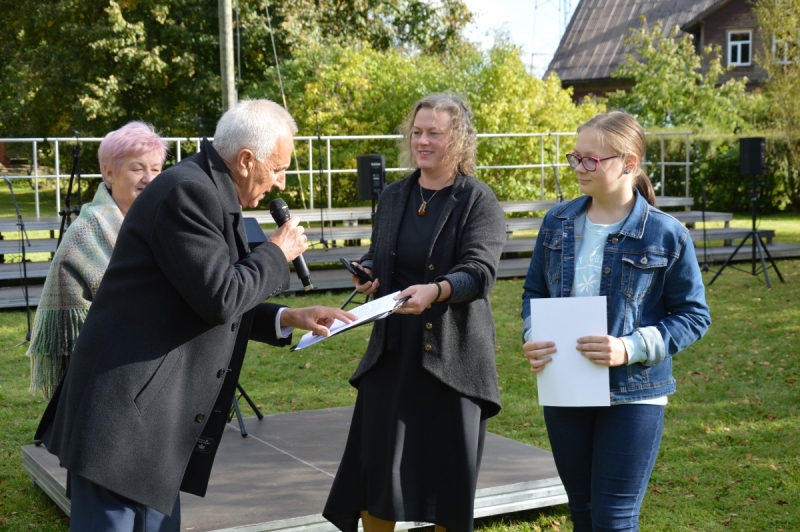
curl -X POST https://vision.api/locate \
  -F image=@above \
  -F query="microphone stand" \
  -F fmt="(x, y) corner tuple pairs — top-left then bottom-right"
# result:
(545, 144), (564, 203)
(57, 137), (83, 249)
(315, 113), (328, 250)
(553, 162), (564, 203)
(5, 178), (32, 344)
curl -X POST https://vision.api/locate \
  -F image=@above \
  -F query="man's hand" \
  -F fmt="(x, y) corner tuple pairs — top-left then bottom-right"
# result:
(279, 306), (357, 337)
(268, 216), (307, 262)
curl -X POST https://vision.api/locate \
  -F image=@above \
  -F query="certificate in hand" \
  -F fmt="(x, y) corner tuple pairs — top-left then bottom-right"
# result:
(291, 291), (409, 351)
(530, 296), (610, 407)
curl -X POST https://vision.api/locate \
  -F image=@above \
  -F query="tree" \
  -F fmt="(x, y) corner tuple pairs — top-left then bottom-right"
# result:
(248, 39), (603, 206)
(0, 0), (223, 138)
(0, 0), (473, 138)
(470, 40), (603, 201)
(606, 18), (760, 132)
(753, 0), (800, 211)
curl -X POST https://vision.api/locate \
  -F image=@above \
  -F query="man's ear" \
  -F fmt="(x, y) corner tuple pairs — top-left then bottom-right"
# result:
(236, 149), (256, 177)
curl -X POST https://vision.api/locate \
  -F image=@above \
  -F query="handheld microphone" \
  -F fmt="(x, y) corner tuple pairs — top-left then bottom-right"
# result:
(269, 199), (313, 291)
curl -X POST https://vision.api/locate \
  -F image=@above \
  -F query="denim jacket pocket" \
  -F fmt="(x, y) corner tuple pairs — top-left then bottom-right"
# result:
(620, 250), (668, 301)
(542, 231), (563, 289)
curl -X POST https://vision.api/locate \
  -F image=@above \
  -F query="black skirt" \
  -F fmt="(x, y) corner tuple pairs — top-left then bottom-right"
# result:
(322, 311), (489, 532)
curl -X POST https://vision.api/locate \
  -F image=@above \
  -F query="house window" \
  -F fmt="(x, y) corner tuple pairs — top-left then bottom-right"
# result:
(728, 30), (752, 66)
(772, 31), (799, 64)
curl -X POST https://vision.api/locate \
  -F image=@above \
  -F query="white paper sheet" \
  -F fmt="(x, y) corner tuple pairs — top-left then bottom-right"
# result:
(292, 291), (406, 351)
(530, 296), (610, 407)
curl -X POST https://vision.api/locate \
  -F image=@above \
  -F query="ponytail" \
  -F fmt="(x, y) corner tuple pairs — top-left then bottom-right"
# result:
(634, 170), (656, 206)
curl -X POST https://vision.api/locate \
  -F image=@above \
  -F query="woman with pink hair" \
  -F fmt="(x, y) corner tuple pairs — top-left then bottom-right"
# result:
(27, 121), (168, 398)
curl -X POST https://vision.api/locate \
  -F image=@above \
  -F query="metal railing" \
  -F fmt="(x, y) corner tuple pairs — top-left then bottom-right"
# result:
(0, 131), (694, 218)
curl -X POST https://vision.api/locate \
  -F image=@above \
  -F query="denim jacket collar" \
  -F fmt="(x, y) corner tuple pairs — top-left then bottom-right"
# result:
(552, 191), (650, 240)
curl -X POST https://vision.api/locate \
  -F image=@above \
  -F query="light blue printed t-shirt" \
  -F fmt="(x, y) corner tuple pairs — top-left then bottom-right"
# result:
(573, 215), (667, 405)
(572, 216), (624, 297)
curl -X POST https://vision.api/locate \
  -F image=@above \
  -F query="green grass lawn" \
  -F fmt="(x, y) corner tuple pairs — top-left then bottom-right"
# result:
(1, 188), (799, 530)
(2, 261), (799, 530)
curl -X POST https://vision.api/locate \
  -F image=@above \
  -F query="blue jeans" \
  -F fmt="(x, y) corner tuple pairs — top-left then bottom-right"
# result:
(544, 404), (664, 532)
(69, 473), (180, 532)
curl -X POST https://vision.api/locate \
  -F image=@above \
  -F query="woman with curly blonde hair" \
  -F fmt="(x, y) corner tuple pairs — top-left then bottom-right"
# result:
(324, 93), (506, 532)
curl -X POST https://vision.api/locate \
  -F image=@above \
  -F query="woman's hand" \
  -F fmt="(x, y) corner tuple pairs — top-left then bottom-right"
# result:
(394, 283), (439, 315)
(353, 266), (379, 295)
(523, 340), (556, 373)
(576, 335), (628, 367)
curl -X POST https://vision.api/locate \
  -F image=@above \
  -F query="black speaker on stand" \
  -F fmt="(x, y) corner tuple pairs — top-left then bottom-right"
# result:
(708, 137), (784, 287)
(341, 153), (386, 310)
(357, 152), (386, 219)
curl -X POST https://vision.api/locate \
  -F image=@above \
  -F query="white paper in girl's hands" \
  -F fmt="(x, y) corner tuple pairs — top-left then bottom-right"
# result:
(530, 296), (611, 406)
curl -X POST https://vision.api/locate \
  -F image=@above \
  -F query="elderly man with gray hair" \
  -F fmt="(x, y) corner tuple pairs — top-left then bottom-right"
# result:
(34, 99), (354, 532)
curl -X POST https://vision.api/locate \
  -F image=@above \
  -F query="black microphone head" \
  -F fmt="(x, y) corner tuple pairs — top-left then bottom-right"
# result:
(269, 198), (290, 226)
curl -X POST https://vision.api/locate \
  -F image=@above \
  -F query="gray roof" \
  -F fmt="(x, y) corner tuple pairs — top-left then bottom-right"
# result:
(548, 0), (724, 83)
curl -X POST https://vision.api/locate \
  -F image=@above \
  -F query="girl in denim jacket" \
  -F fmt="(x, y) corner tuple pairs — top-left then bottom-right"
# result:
(521, 111), (710, 531)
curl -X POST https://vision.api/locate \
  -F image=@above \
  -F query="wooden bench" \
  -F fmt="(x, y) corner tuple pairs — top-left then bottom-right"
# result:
(689, 227), (774, 246)
(0, 261), (53, 281)
(670, 211), (732, 227)
(0, 238), (58, 255)
(655, 196), (694, 209)
(0, 216), (62, 232)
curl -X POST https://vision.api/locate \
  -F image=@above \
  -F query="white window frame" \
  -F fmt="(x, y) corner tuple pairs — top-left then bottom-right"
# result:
(772, 30), (799, 65)
(728, 30), (752, 67)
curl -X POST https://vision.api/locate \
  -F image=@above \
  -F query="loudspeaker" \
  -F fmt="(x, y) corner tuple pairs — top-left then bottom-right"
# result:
(740, 137), (766, 176)
(357, 153), (386, 201)
(243, 217), (267, 249)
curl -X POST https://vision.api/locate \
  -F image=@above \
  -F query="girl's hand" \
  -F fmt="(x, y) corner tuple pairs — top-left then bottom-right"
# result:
(523, 340), (556, 373)
(576, 335), (628, 367)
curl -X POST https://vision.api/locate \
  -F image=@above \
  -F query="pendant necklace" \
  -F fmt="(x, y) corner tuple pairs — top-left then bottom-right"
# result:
(417, 176), (454, 216)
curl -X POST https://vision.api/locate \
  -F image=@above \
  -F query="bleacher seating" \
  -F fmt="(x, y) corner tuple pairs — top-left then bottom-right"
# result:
(0, 196), (796, 308)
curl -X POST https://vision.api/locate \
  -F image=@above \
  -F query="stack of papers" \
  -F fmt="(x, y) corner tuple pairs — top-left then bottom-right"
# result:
(292, 291), (408, 351)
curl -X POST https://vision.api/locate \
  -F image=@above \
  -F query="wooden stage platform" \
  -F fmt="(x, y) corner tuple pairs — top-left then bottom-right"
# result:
(23, 406), (567, 531)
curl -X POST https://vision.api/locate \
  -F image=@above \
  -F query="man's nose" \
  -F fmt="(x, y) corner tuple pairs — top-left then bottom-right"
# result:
(274, 171), (286, 191)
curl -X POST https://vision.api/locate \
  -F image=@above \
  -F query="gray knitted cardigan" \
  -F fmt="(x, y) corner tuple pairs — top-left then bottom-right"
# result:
(352, 170), (506, 416)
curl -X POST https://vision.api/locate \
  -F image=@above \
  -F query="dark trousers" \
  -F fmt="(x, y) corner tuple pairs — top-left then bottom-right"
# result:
(69, 473), (181, 532)
(544, 404), (665, 532)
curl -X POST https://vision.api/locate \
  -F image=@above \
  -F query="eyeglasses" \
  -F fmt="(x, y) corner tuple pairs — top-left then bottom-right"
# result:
(566, 153), (619, 172)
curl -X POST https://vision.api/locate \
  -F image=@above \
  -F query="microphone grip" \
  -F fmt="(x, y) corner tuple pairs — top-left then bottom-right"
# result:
(292, 256), (313, 291)
(269, 199), (314, 291)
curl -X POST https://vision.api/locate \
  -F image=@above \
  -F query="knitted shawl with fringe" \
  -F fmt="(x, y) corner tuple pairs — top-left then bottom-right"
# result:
(27, 185), (122, 398)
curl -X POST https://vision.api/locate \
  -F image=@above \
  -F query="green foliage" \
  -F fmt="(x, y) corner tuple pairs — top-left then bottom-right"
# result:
(0, 0), (224, 137)
(753, 0), (800, 212)
(266, 0), (473, 55)
(607, 18), (762, 132)
(248, 39), (601, 207)
(2, 250), (800, 530)
(470, 41), (603, 201)
(0, 0), (473, 138)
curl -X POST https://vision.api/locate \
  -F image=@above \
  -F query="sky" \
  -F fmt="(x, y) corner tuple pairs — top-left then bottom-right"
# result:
(461, 0), (578, 77)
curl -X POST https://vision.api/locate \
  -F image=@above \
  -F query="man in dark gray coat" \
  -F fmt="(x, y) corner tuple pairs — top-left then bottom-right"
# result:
(35, 99), (353, 531)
